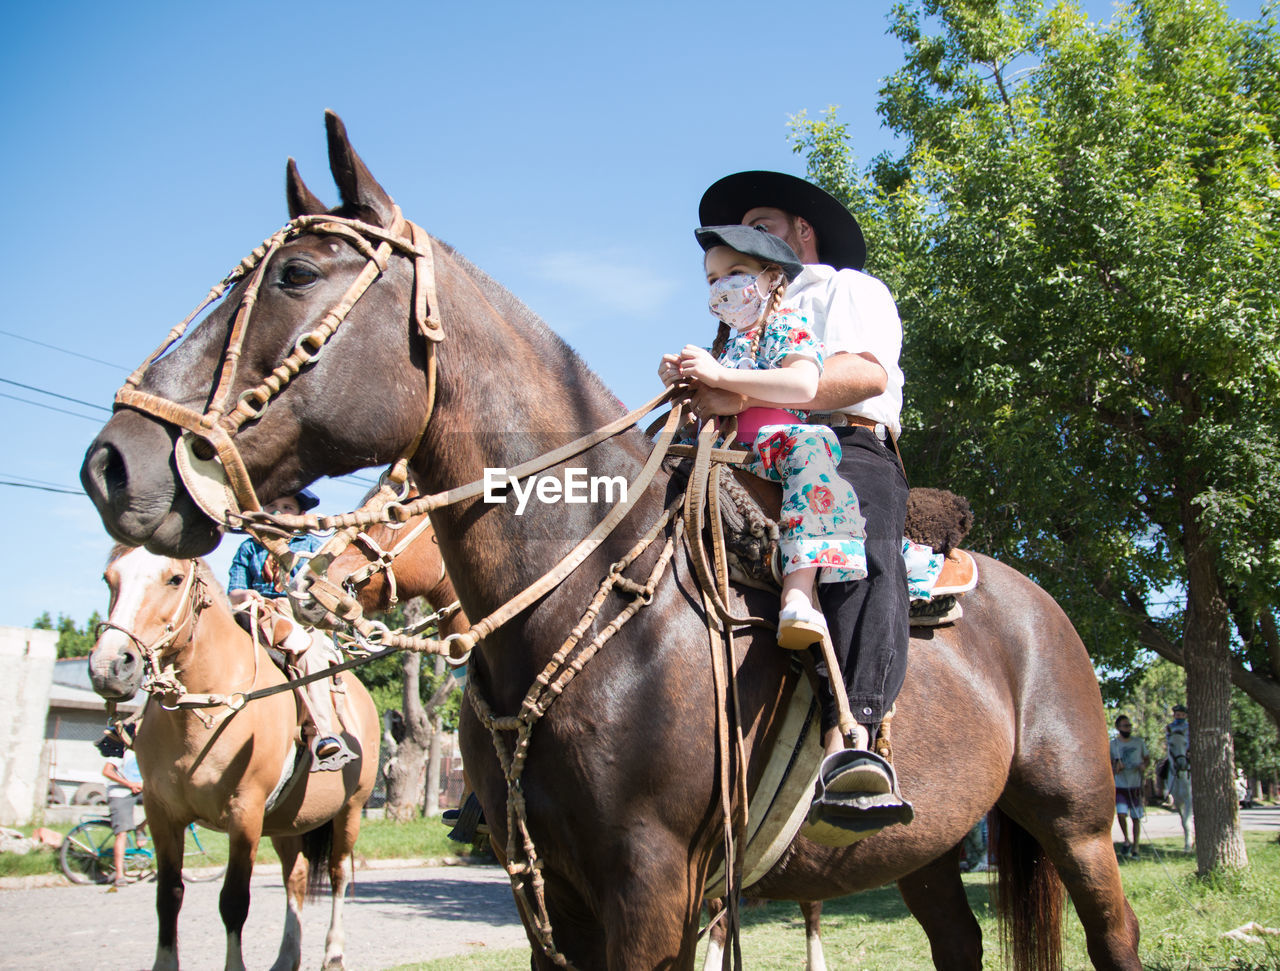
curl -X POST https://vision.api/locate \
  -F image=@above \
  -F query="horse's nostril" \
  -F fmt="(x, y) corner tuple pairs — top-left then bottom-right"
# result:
(102, 445), (128, 494)
(85, 441), (128, 500)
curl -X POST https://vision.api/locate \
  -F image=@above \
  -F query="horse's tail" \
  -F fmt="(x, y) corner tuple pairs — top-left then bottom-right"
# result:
(991, 807), (1065, 971)
(301, 819), (335, 897)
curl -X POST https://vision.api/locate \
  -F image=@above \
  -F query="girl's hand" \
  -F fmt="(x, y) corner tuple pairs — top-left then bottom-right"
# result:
(678, 345), (724, 387)
(658, 353), (683, 388)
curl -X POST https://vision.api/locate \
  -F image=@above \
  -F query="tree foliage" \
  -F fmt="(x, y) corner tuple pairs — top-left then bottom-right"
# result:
(354, 600), (462, 729)
(32, 611), (104, 659)
(792, 0), (1280, 871)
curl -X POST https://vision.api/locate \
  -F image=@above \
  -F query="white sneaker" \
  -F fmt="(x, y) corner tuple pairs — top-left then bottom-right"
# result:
(777, 601), (830, 650)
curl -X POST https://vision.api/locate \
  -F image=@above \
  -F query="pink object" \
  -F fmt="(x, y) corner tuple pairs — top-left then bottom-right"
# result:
(726, 406), (799, 445)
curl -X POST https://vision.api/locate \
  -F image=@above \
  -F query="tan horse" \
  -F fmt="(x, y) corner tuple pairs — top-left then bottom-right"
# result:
(88, 546), (379, 971)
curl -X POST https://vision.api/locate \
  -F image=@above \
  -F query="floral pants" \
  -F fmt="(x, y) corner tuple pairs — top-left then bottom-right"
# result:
(742, 424), (867, 583)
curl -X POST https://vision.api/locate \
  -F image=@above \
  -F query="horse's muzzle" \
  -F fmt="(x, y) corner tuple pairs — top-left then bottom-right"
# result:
(88, 640), (144, 701)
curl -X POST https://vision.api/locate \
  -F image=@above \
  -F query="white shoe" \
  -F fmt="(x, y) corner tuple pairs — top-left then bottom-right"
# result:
(777, 600), (829, 650)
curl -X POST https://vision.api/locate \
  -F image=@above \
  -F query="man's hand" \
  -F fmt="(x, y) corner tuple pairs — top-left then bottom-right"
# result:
(129, 782), (143, 795)
(688, 386), (748, 422)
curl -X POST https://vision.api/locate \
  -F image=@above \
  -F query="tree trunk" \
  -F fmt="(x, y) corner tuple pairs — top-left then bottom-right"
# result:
(1183, 516), (1248, 874)
(423, 654), (446, 816)
(383, 650), (430, 821)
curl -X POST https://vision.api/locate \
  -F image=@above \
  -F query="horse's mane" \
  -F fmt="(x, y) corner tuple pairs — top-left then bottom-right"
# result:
(437, 240), (627, 413)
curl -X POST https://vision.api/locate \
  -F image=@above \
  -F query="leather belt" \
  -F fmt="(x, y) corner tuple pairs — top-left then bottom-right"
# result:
(812, 412), (886, 435)
(810, 412), (907, 483)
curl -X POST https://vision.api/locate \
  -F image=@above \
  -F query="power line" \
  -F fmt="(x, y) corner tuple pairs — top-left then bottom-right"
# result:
(0, 391), (103, 423)
(0, 329), (128, 371)
(0, 479), (84, 496)
(0, 377), (112, 413)
(0, 471), (81, 490)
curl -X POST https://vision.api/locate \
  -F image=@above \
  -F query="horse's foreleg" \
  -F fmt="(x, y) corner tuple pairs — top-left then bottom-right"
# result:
(897, 847), (982, 971)
(701, 899), (725, 971)
(799, 900), (826, 971)
(269, 835), (305, 971)
(321, 804), (361, 971)
(597, 851), (705, 969)
(220, 814), (264, 971)
(149, 815), (187, 971)
(1179, 786), (1194, 852)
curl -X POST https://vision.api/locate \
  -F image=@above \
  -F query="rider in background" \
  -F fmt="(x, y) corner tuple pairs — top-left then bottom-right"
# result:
(1110, 714), (1149, 860)
(1162, 703), (1189, 804)
(227, 490), (343, 761)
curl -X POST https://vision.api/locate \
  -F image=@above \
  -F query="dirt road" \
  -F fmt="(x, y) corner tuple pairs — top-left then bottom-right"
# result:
(4, 808), (1275, 970)
(0, 860), (526, 970)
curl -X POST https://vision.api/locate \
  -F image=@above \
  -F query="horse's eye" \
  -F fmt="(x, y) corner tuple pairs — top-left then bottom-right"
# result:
(282, 261), (320, 288)
(167, 574), (184, 586)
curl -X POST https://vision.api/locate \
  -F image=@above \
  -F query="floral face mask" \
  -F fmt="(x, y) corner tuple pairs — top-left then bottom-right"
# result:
(708, 273), (768, 331)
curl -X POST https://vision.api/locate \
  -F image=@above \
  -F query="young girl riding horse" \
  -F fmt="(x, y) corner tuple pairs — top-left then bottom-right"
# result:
(659, 224), (867, 647)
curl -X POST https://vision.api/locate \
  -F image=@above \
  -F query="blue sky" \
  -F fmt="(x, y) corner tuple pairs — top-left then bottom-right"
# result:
(0, 0), (1264, 630)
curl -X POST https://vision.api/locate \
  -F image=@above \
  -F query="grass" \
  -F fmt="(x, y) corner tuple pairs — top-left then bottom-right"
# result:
(390, 833), (1280, 971)
(0, 813), (480, 880)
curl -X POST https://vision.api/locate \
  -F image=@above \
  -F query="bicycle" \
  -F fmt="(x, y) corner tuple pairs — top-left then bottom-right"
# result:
(60, 815), (227, 885)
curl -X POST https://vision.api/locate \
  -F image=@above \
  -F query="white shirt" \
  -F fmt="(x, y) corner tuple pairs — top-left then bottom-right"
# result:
(784, 264), (904, 437)
(106, 750), (143, 798)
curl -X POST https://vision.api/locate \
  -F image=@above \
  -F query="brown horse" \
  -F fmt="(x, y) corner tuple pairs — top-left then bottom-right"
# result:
(81, 112), (1140, 970)
(88, 546), (379, 971)
(320, 498), (471, 639)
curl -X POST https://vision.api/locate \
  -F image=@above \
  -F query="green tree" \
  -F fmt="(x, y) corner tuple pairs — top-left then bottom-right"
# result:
(33, 611), (104, 659)
(1233, 688), (1280, 796)
(792, 0), (1280, 872)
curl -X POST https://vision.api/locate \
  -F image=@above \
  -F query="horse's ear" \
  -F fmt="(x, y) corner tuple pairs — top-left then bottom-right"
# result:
(286, 158), (328, 219)
(324, 110), (396, 228)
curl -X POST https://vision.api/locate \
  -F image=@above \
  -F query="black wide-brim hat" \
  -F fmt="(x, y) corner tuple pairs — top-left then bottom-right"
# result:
(699, 171), (866, 271)
(694, 224), (803, 282)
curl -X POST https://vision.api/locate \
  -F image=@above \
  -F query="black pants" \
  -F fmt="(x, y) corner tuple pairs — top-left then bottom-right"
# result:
(815, 425), (910, 732)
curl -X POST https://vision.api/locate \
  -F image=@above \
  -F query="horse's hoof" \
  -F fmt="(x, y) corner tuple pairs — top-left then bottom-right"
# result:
(322, 958), (345, 971)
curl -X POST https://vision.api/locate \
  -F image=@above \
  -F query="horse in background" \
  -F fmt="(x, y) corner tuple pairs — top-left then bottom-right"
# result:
(88, 546), (380, 971)
(1164, 730), (1193, 852)
(317, 495), (471, 641)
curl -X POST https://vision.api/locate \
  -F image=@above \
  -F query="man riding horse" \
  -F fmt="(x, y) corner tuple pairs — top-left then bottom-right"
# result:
(697, 172), (911, 833)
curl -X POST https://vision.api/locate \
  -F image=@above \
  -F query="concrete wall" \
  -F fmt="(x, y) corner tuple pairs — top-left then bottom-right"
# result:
(0, 627), (57, 825)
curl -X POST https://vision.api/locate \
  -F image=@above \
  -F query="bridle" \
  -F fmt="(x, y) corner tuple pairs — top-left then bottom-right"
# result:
(114, 205), (444, 523)
(110, 204), (456, 646)
(340, 513), (444, 608)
